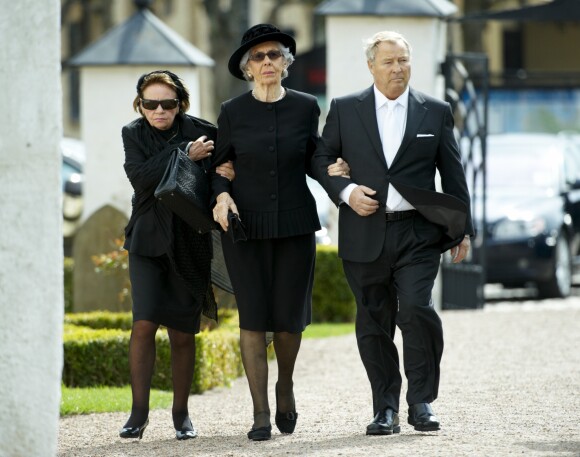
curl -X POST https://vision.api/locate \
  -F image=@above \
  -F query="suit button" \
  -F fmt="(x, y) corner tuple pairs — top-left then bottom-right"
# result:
(270, 194), (277, 200)
(386, 174), (391, 179)
(269, 146), (274, 152)
(269, 170), (276, 176)
(268, 126), (274, 132)
(267, 104), (273, 110)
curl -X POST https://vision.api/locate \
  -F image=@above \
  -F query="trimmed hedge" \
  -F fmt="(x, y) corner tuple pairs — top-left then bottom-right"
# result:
(64, 311), (133, 330)
(63, 324), (243, 393)
(312, 245), (356, 322)
(62, 309), (270, 392)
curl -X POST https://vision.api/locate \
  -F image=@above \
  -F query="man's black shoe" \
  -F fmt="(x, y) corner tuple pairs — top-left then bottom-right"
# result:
(408, 403), (440, 431)
(366, 408), (401, 435)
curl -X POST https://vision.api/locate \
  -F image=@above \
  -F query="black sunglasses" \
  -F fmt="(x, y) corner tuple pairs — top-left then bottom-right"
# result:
(140, 98), (179, 110)
(249, 50), (283, 62)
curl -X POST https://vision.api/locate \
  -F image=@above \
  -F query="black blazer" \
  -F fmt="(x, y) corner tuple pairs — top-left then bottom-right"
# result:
(312, 86), (474, 263)
(211, 88), (321, 239)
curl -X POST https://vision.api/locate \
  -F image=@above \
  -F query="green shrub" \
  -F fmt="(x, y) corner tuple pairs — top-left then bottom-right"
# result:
(312, 245), (356, 322)
(62, 325), (130, 387)
(64, 258), (74, 313)
(62, 311), (247, 393)
(64, 310), (133, 330)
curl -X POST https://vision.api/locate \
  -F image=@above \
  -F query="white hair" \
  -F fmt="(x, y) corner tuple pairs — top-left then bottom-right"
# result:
(363, 31), (412, 62)
(239, 43), (295, 81)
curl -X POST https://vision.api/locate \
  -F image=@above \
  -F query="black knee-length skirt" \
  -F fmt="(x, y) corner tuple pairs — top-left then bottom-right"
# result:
(221, 232), (315, 333)
(128, 253), (203, 334)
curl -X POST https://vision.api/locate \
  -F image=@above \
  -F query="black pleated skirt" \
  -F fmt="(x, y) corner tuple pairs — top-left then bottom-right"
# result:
(128, 252), (202, 334)
(221, 232), (315, 333)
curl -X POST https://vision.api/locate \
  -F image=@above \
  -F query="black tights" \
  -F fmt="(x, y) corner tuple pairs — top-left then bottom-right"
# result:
(240, 329), (302, 428)
(123, 320), (196, 430)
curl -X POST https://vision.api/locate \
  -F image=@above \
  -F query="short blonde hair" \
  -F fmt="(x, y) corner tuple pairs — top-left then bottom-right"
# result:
(364, 31), (412, 62)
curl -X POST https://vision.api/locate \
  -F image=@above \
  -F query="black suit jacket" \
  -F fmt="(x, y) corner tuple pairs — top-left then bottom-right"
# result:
(211, 88), (321, 239)
(312, 86), (474, 263)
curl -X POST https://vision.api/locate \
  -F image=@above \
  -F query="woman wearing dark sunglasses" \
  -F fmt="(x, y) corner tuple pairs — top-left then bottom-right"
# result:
(211, 24), (349, 441)
(120, 70), (234, 441)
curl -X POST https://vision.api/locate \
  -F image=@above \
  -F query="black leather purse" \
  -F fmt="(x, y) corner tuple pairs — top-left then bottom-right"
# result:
(227, 211), (247, 243)
(154, 147), (216, 233)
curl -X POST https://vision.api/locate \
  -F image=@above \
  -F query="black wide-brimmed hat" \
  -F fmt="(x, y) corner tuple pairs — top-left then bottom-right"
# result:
(228, 23), (296, 80)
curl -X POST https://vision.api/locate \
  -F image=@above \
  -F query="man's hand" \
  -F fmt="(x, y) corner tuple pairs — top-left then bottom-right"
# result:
(450, 236), (471, 263)
(349, 185), (379, 216)
(327, 158), (350, 178)
(216, 160), (235, 181)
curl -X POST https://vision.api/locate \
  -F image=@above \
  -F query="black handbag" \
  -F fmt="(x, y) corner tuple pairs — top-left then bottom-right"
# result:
(154, 147), (216, 233)
(227, 211), (247, 243)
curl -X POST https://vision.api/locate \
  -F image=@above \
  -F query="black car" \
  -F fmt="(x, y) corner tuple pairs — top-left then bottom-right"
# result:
(477, 133), (580, 298)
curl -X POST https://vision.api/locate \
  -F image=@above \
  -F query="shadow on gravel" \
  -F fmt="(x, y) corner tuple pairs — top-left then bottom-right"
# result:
(519, 440), (580, 455)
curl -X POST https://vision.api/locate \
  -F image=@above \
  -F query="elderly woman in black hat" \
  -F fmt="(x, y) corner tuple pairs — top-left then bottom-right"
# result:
(211, 24), (349, 441)
(120, 70), (234, 441)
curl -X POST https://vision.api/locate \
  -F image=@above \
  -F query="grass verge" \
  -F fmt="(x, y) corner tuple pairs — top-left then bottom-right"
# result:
(61, 386), (173, 416)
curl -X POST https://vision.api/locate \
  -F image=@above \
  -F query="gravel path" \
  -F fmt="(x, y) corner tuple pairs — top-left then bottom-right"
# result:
(58, 298), (580, 457)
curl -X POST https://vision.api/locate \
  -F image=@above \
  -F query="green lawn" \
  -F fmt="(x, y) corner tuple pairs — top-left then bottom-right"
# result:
(303, 322), (354, 338)
(61, 322), (354, 416)
(61, 386), (173, 416)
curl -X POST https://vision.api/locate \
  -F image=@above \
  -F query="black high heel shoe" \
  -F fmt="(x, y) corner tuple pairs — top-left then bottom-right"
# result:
(119, 418), (149, 439)
(275, 382), (298, 434)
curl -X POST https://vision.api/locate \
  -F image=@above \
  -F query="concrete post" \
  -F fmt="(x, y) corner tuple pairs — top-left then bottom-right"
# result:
(0, 1), (63, 456)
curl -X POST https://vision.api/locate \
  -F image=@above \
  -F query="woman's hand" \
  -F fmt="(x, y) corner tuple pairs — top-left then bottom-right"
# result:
(216, 160), (235, 181)
(187, 135), (214, 161)
(327, 158), (350, 178)
(213, 192), (239, 231)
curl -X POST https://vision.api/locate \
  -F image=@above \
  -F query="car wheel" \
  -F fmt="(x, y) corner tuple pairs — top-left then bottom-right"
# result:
(537, 234), (572, 299)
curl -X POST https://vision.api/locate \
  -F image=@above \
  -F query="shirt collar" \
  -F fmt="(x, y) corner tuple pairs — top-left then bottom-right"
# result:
(374, 85), (409, 111)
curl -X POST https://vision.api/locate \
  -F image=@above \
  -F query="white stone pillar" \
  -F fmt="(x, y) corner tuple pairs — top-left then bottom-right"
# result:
(0, 1), (63, 456)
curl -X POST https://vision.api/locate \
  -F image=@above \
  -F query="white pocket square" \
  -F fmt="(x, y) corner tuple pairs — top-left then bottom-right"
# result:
(417, 133), (434, 137)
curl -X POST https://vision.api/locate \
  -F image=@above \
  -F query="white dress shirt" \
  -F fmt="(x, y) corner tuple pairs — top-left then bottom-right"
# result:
(340, 85), (415, 212)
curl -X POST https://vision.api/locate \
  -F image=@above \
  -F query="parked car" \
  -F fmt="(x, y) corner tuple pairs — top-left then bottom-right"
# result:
(61, 137), (85, 247)
(476, 133), (580, 298)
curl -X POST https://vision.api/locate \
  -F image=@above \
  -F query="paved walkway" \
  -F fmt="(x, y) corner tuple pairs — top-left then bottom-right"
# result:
(58, 298), (580, 457)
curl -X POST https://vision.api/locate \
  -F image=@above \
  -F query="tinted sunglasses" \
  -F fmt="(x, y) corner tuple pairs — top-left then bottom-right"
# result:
(140, 98), (179, 110)
(249, 50), (283, 62)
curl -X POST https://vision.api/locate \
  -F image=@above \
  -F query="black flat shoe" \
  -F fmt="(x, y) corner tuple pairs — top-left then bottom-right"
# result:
(408, 403), (440, 432)
(366, 408), (400, 435)
(119, 418), (149, 439)
(275, 382), (298, 434)
(247, 425), (272, 441)
(175, 417), (197, 440)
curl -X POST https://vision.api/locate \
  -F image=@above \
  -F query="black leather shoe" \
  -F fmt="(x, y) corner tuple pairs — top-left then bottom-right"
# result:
(119, 418), (149, 439)
(275, 382), (298, 434)
(247, 425), (272, 441)
(408, 403), (440, 431)
(366, 408), (401, 435)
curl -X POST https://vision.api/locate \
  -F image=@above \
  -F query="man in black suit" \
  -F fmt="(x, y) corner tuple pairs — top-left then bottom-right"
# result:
(313, 31), (474, 435)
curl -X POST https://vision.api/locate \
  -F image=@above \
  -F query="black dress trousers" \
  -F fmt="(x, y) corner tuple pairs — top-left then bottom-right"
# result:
(342, 213), (444, 414)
